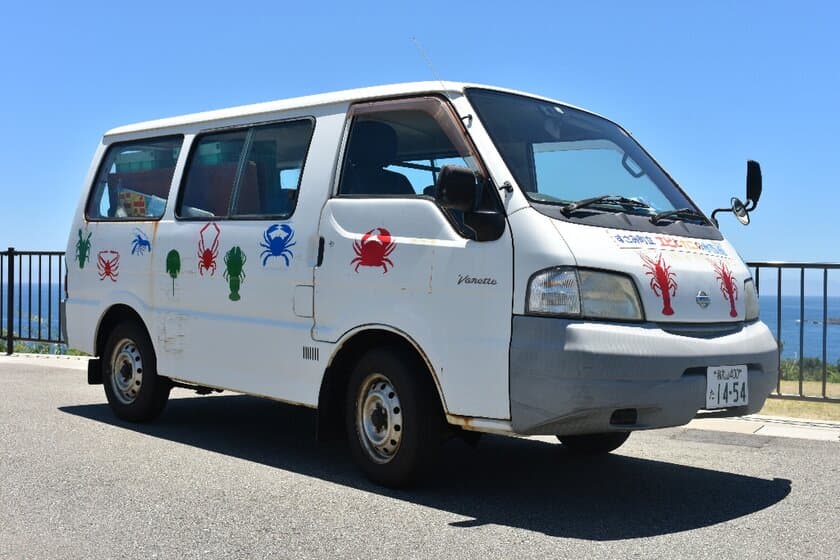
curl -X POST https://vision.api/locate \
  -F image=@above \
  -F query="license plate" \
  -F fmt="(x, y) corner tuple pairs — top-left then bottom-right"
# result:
(706, 365), (749, 409)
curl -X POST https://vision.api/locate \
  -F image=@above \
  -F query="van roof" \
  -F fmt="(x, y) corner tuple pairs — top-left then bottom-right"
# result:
(104, 81), (584, 137)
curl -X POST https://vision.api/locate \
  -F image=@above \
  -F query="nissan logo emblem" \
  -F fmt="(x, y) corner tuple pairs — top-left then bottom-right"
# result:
(696, 291), (711, 308)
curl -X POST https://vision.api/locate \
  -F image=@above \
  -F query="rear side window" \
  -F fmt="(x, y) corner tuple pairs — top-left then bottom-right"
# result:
(86, 136), (183, 220)
(177, 119), (314, 219)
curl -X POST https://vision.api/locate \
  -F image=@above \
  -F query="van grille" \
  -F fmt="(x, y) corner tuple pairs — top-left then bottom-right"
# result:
(659, 322), (744, 339)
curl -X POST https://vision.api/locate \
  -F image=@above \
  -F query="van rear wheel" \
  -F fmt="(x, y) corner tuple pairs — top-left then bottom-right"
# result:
(557, 432), (630, 455)
(345, 348), (442, 487)
(102, 321), (171, 422)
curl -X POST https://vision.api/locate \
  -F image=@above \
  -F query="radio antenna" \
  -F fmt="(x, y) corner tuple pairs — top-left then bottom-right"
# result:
(411, 36), (445, 90)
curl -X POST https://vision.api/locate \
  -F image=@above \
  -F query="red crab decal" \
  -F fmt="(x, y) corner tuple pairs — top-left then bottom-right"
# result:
(641, 253), (677, 316)
(97, 250), (120, 282)
(351, 228), (395, 273)
(197, 222), (221, 276)
(713, 261), (739, 317)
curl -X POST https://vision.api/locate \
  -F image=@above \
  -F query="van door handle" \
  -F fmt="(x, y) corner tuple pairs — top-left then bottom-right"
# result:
(316, 237), (325, 267)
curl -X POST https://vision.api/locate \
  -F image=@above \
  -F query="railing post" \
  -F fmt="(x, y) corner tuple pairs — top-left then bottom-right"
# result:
(6, 247), (14, 355)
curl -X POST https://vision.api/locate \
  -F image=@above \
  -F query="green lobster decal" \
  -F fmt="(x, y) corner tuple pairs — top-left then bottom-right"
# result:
(75, 228), (92, 269)
(165, 249), (181, 296)
(223, 246), (246, 301)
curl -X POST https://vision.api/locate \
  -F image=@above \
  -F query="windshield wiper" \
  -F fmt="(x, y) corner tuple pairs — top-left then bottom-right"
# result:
(650, 208), (711, 225)
(561, 195), (653, 217)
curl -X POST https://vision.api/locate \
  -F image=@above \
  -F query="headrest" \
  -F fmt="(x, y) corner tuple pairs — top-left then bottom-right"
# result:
(348, 120), (398, 167)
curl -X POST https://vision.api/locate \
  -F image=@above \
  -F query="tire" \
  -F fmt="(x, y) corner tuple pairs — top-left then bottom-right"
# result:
(345, 347), (443, 487)
(101, 320), (171, 422)
(557, 432), (630, 455)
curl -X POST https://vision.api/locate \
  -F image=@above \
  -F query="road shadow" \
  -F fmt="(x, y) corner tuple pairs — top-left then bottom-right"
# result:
(60, 394), (791, 540)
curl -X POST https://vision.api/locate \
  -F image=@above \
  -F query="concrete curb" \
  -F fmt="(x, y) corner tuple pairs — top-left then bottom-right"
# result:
(686, 415), (840, 442)
(0, 353), (89, 370)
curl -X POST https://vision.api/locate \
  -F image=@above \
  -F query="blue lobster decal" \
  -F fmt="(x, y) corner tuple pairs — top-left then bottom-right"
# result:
(260, 224), (295, 267)
(130, 228), (152, 255)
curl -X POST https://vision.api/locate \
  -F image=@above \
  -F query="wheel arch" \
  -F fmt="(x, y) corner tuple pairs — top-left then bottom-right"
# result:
(94, 304), (153, 358)
(316, 325), (447, 441)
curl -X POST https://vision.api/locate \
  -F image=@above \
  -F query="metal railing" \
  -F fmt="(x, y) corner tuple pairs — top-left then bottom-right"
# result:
(1, 248), (66, 354)
(749, 261), (840, 402)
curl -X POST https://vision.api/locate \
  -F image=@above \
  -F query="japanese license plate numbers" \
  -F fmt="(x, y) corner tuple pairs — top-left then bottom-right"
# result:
(706, 365), (749, 409)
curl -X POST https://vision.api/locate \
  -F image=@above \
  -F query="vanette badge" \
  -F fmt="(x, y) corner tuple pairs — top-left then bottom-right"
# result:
(696, 291), (711, 309)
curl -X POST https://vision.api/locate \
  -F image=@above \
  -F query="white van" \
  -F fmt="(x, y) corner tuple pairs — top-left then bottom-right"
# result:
(65, 82), (778, 486)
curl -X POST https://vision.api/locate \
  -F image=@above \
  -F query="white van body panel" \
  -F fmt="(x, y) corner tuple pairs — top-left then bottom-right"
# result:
(148, 105), (349, 406)
(314, 197), (513, 419)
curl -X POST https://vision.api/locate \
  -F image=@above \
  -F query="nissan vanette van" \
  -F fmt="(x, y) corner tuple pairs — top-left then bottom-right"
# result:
(65, 82), (778, 486)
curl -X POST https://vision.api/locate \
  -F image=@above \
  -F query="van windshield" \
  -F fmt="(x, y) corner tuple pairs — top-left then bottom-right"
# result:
(466, 89), (696, 217)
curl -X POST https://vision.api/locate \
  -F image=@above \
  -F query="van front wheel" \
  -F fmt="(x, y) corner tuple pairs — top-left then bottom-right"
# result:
(557, 432), (630, 455)
(346, 348), (442, 487)
(102, 321), (170, 422)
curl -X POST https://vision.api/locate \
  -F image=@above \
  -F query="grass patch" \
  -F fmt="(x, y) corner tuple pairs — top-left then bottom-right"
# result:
(759, 397), (840, 422)
(776, 380), (840, 399)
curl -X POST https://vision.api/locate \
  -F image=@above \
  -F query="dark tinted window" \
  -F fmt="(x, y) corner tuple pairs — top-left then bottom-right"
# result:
(178, 130), (247, 218)
(338, 110), (472, 197)
(232, 120), (313, 217)
(86, 136), (182, 220)
(177, 119), (314, 219)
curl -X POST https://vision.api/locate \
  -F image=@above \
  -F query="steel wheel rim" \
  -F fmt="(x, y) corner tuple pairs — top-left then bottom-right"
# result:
(356, 373), (404, 464)
(110, 338), (143, 405)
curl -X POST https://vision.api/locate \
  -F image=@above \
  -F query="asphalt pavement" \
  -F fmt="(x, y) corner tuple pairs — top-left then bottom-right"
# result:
(1, 355), (838, 559)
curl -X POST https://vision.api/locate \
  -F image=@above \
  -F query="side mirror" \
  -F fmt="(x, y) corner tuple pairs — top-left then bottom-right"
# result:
(746, 160), (762, 210)
(435, 165), (479, 211)
(731, 197), (749, 225)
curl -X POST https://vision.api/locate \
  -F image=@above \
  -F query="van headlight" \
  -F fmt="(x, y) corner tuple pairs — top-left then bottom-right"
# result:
(527, 267), (644, 321)
(744, 278), (759, 321)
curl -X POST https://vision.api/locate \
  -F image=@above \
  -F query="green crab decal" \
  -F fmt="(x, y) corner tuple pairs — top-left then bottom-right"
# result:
(165, 249), (181, 296)
(223, 246), (247, 301)
(75, 228), (92, 269)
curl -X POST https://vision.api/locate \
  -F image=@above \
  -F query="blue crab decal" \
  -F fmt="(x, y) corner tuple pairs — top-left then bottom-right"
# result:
(260, 224), (296, 267)
(130, 228), (152, 256)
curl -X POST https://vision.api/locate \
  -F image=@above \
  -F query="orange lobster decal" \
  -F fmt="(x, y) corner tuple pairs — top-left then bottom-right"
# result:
(713, 261), (739, 317)
(641, 253), (677, 316)
(351, 228), (395, 273)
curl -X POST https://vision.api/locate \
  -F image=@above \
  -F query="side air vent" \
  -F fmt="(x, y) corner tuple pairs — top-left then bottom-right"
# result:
(303, 346), (319, 361)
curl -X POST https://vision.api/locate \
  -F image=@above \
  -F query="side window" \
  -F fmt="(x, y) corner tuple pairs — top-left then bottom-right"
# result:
(177, 119), (314, 219)
(338, 104), (474, 197)
(231, 120), (314, 217)
(86, 136), (182, 220)
(177, 130), (247, 218)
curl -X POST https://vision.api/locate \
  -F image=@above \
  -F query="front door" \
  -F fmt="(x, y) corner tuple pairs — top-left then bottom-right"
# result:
(314, 97), (513, 419)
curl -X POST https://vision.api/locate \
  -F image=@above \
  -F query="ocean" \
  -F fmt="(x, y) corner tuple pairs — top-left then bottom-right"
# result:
(759, 295), (840, 364)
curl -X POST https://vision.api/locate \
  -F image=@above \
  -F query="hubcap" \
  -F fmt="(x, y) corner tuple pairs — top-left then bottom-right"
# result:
(110, 338), (143, 405)
(356, 373), (403, 464)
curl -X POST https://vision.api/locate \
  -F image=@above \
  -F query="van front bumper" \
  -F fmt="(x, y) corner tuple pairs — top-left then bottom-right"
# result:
(509, 317), (778, 436)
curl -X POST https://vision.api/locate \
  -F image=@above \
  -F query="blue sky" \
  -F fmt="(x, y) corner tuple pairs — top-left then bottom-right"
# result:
(1, 1), (838, 293)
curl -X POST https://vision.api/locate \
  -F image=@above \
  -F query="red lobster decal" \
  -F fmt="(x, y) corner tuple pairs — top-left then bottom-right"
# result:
(97, 250), (120, 282)
(713, 261), (739, 317)
(351, 228), (395, 273)
(641, 253), (677, 316)
(197, 222), (221, 276)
